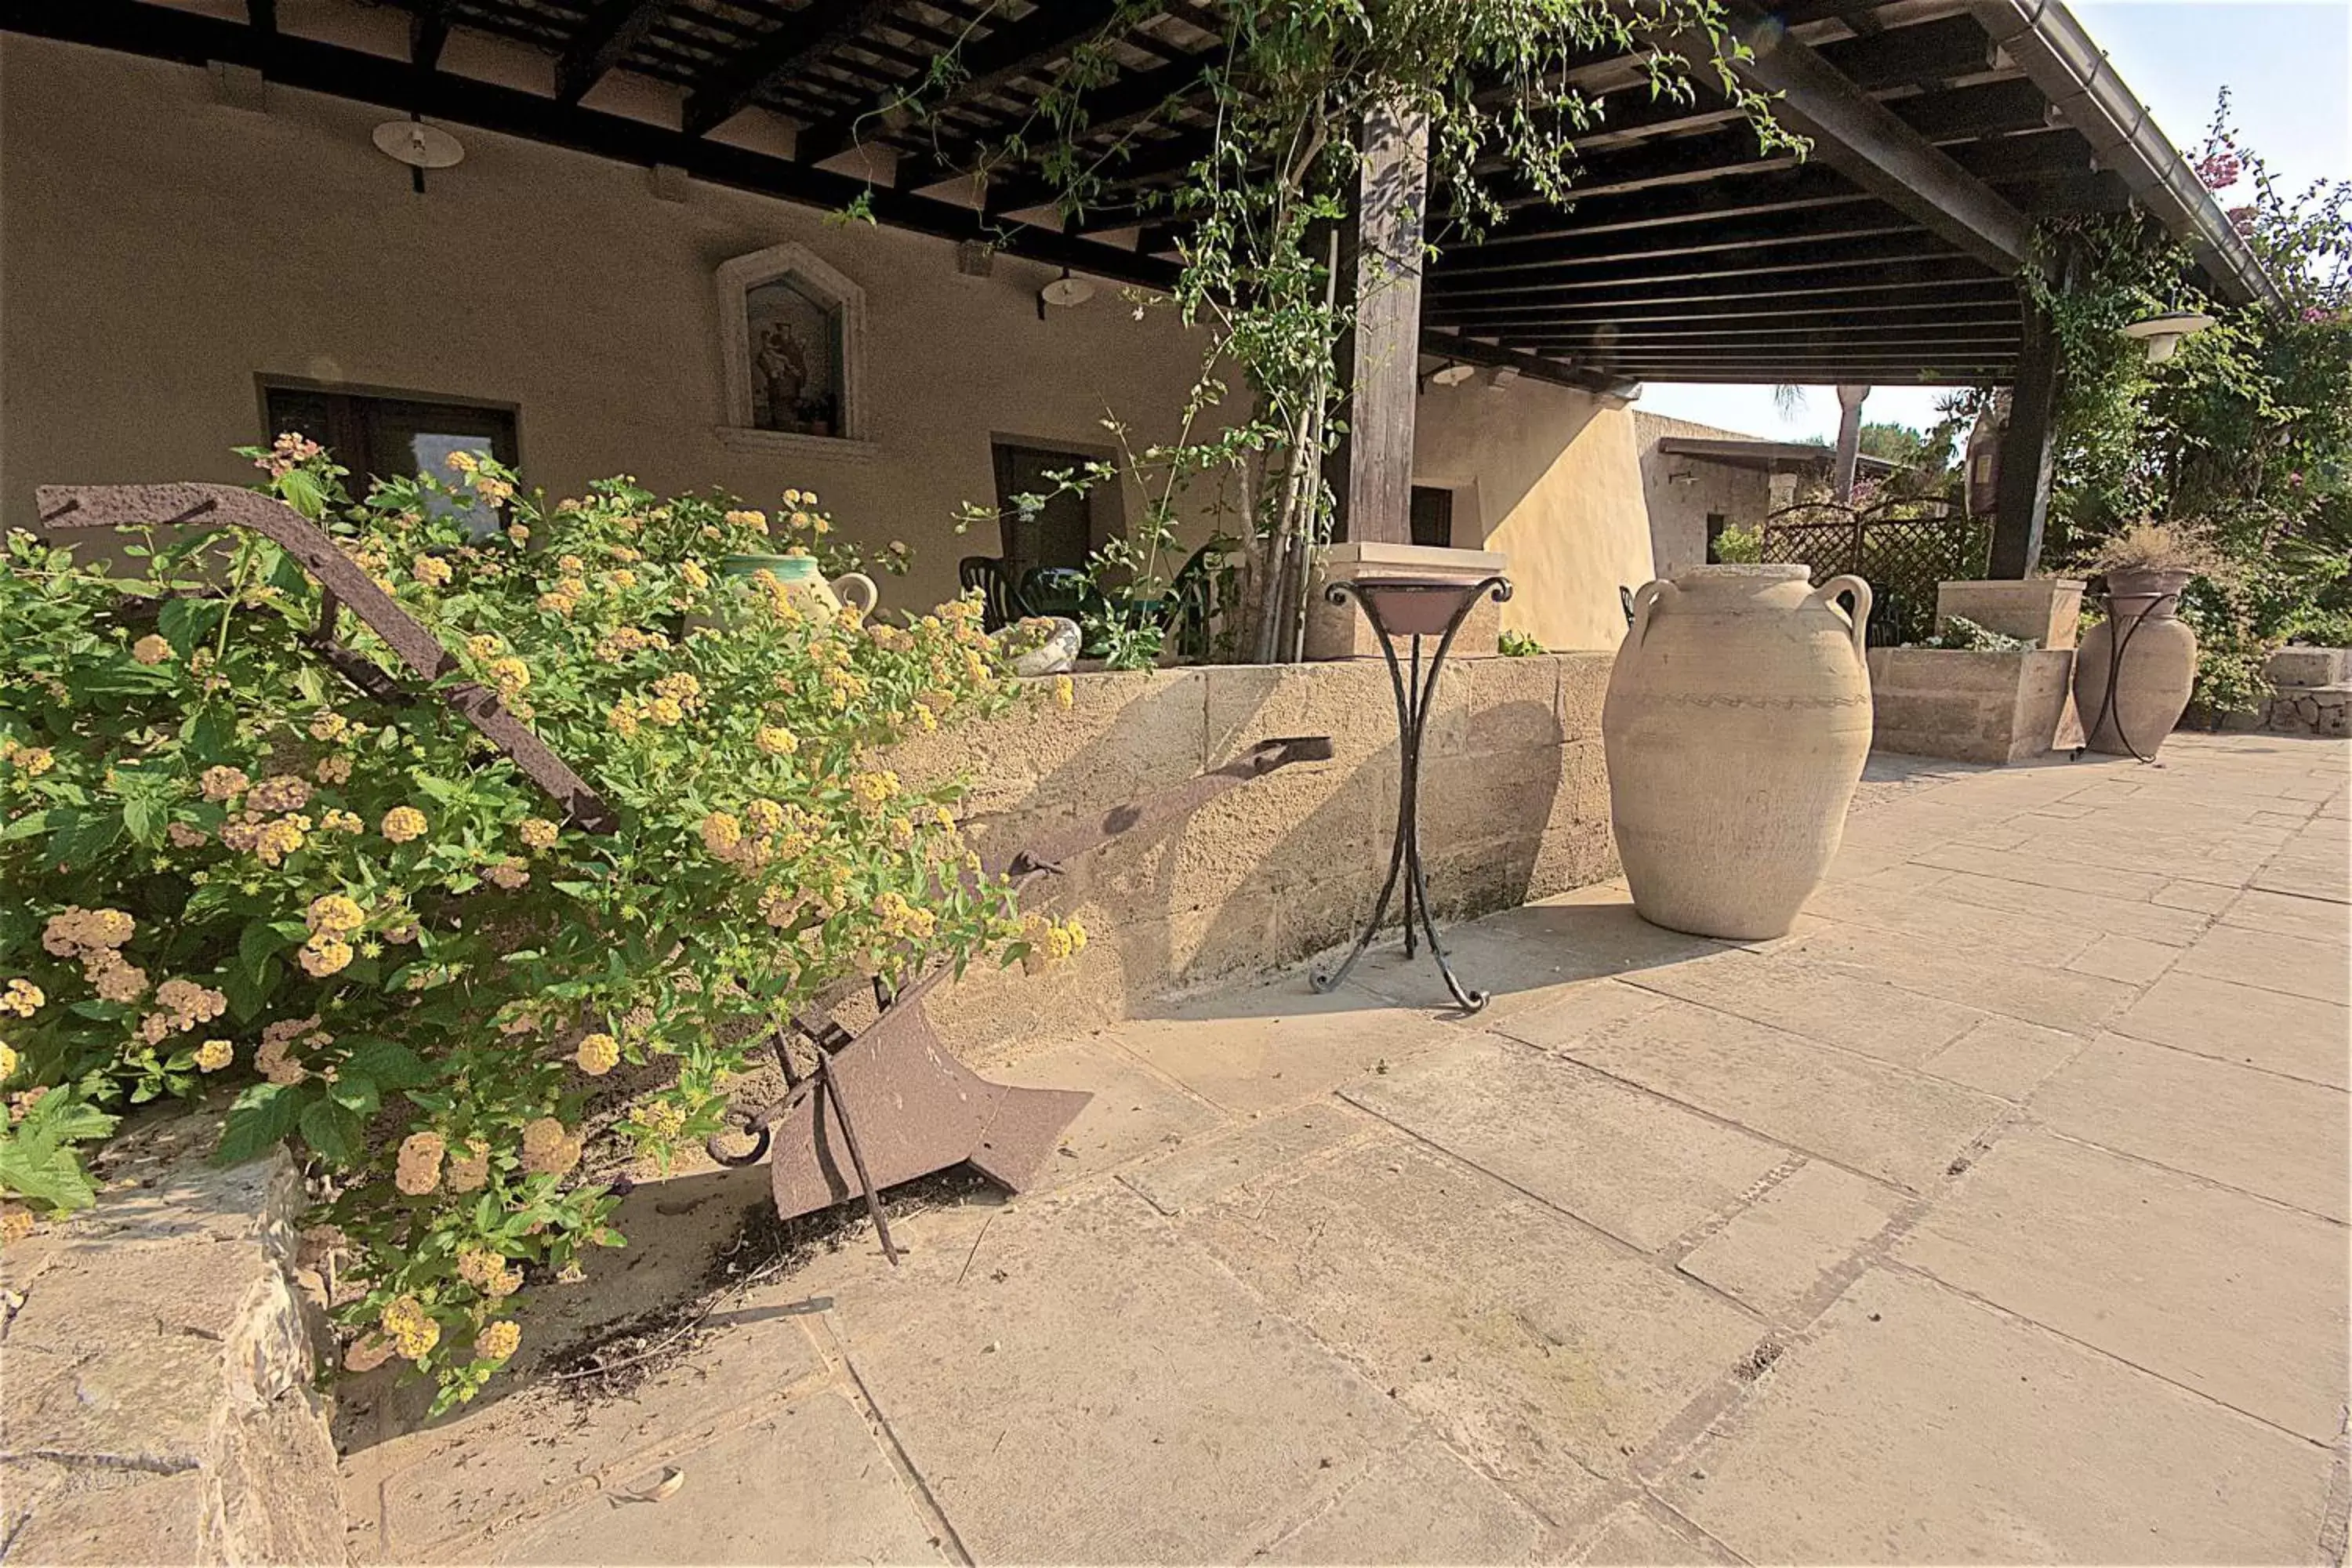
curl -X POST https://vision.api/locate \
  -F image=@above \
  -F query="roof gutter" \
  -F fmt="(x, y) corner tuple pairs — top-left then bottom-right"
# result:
(1968, 0), (2280, 307)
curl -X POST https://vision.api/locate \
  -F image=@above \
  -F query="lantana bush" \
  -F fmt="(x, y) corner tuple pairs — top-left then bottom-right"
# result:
(0, 442), (1076, 1407)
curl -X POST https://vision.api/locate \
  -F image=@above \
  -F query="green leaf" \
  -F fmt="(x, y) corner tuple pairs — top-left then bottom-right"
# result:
(298, 1098), (365, 1166)
(214, 1081), (304, 1165)
(327, 1074), (381, 1117)
(122, 792), (165, 846)
(157, 595), (213, 655)
(295, 666), (328, 707)
(341, 1038), (431, 1090)
(0, 1091), (119, 1210)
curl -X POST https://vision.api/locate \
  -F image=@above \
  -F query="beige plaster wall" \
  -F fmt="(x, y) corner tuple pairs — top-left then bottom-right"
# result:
(898, 655), (1618, 1062)
(1630, 411), (1776, 577)
(0, 34), (1225, 615)
(1411, 380), (1654, 652)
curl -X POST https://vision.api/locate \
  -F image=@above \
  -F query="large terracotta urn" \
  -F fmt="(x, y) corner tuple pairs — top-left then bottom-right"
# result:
(2074, 568), (2198, 758)
(1603, 565), (1875, 940)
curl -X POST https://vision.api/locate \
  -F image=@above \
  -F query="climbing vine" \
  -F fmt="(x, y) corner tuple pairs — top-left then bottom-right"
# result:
(2020, 91), (2352, 710)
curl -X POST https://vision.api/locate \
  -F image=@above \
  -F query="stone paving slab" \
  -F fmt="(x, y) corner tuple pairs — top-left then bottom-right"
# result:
(1339, 1034), (1790, 1252)
(1253, 1426), (1552, 1565)
(2107, 970), (2350, 1087)
(1920, 1014), (2085, 1102)
(1182, 1130), (1765, 1525)
(989, 1033), (1227, 1189)
(1555, 995), (2010, 1193)
(822, 1187), (1424, 1564)
(1619, 949), (1988, 1068)
(2220, 885), (2351, 944)
(2029, 1033), (2350, 1222)
(2174, 920), (2350, 1004)
(1893, 1127), (2350, 1441)
(1109, 976), (1460, 1116)
(1926, 867), (2216, 945)
(1661, 1269), (2338, 1565)
(1770, 920), (2139, 1035)
(1675, 1161), (1907, 1321)
(492, 1388), (944, 1566)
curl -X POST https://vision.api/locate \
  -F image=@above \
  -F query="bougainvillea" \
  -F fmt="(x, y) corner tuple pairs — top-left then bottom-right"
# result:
(0, 444), (1069, 1406)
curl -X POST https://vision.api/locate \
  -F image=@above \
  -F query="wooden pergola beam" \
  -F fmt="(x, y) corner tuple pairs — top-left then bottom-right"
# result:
(683, 0), (897, 138)
(1430, 204), (1914, 278)
(1704, 4), (2031, 270)
(795, 0), (1126, 165)
(409, 1), (451, 72)
(1421, 335), (1634, 397)
(1425, 234), (1965, 298)
(556, 0), (669, 106)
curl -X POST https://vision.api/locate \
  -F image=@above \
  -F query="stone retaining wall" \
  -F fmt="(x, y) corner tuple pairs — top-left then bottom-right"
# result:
(2260, 647), (2351, 738)
(0, 1115), (342, 1565)
(898, 654), (1617, 1062)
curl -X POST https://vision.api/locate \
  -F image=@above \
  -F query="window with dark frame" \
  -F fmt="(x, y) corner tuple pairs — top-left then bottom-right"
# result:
(261, 383), (519, 537)
(1409, 485), (1454, 550)
(991, 441), (1097, 581)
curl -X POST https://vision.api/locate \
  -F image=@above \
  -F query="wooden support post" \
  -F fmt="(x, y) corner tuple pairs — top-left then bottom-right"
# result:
(1988, 303), (2060, 578)
(1334, 102), (1430, 546)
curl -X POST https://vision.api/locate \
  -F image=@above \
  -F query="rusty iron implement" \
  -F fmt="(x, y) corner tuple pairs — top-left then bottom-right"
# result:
(34, 483), (621, 831)
(716, 735), (1334, 1258)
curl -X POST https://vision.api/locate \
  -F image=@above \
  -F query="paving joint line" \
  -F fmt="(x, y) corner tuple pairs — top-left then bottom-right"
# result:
(811, 1309), (975, 1567)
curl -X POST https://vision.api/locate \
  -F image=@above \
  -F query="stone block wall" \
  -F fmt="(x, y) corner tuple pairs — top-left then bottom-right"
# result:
(1867, 648), (2082, 765)
(0, 1115), (343, 1565)
(2261, 647), (2351, 737)
(896, 655), (1617, 1062)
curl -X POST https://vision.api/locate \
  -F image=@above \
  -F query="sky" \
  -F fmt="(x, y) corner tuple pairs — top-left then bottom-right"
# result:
(1634, 0), (2352, 443)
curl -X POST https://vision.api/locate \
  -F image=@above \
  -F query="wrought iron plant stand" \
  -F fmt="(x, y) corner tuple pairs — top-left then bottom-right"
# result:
(1310, 574), (1512, 1014)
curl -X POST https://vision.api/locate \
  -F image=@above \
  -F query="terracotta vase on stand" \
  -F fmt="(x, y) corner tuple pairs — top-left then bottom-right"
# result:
(2073, 568), (2197, 760)
(1602, 564), (1875, 940)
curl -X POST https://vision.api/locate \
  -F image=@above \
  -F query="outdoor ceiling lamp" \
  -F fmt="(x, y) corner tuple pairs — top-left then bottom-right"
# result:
(1428, 361), (1477, 387)
(2121, 310), (2216, 365)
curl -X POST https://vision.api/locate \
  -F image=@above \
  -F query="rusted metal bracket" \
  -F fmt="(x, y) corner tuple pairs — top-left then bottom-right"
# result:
(34, 482), (620, 833)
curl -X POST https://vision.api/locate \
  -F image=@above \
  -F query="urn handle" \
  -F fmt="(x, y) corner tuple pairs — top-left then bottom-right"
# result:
(1626, 579), (1675, 645)
(830, 572), (880, 615)
(1816, 574), (1873, 662)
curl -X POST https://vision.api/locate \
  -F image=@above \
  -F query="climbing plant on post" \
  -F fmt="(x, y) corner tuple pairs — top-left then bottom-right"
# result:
(869, 0), (1802, 660)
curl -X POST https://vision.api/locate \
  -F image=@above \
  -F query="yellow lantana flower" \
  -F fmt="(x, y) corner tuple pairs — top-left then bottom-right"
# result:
(381, 806), (428, 844)
(574, 1032), (620, 1076)
(132, 634), (172, 666)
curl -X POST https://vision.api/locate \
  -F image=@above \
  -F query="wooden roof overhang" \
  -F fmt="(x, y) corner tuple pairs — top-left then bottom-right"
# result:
(9, 0), (2273, 395)
(1654, 434), (1902, 473)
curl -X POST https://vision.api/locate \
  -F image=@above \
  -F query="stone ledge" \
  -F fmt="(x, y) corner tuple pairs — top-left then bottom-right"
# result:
(0, 1113), (341, 1566)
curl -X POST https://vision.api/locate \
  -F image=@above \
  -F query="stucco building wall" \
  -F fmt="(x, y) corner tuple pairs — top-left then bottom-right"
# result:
(1414, 383), (1654, 652)
(1630, 411), (1778, 577)
(0, 34), (1228, 615)
(2, 31), (1659, 651)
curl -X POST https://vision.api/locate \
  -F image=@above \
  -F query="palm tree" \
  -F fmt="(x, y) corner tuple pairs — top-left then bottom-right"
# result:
(1831, 383), (1871, 504)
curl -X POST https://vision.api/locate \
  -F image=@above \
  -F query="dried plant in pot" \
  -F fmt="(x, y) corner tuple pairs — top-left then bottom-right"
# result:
(2085, 520), (2232, 618)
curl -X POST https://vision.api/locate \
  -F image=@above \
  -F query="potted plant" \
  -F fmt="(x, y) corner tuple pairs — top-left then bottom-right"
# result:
(2074, 521), (2227, 758)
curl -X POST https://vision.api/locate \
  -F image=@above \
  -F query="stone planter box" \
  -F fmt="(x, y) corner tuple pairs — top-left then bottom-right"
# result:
(1867, 647), (2082, 764)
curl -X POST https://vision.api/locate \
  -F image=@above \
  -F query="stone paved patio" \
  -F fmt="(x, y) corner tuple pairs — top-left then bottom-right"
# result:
(338, 734), (2350, 1566)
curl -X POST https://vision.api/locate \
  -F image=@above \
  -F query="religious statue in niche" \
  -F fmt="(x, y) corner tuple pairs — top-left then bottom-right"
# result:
(743, 275), (842, 437)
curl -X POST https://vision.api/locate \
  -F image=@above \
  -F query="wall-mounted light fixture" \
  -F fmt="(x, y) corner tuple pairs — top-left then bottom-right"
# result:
(1036, 267), (1095, 318)
(1427, 361), (1477, 388)
(2121, 310), (2216, 365)
(373, 116), (463, 194)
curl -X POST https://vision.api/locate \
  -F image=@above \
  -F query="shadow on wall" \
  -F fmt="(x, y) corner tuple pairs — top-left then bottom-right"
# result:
(907, 659), (1610, 1067)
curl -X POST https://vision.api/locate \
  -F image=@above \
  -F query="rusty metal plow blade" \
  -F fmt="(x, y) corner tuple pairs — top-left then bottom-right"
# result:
(725, 735), (1334, 1259)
